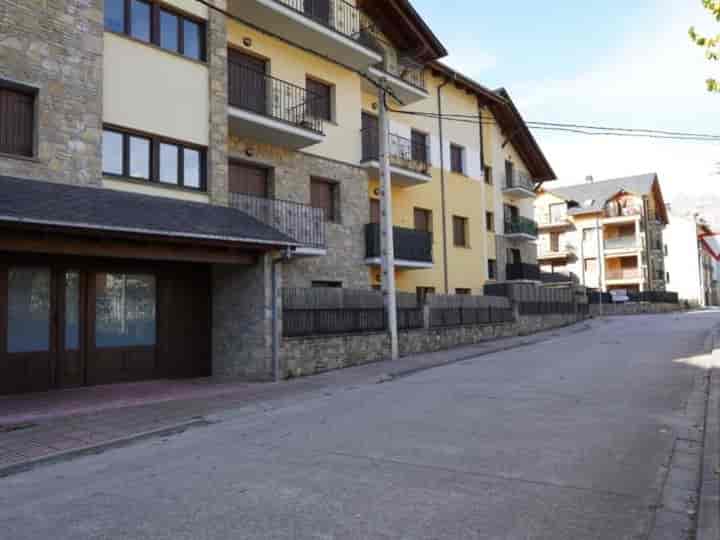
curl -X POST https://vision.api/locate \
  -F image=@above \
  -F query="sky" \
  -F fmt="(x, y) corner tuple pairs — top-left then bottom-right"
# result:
(412, 0), (719, 203)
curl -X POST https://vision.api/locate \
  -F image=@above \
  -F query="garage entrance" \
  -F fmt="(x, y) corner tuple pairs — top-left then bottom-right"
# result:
(0, 256), (211, 395)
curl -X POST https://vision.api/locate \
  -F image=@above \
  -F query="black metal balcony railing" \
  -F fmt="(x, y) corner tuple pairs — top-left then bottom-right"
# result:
(229, 192), (326, 249)
(365, 223), (433, 263)
(228, 61), (326, 134)
(361, 128), (430, 175)
(506, 262), (541, 281)
(504, 216), (538, 237)
(504, 170), (535, 192)
(273, 0), (361, 38)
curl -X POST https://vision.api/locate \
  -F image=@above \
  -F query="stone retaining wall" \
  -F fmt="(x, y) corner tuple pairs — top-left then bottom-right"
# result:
(281, 312), (585, 379)
(589, 302), (681, 317)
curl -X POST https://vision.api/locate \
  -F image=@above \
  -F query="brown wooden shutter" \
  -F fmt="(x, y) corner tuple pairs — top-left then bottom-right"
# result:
(228, 162), (268, 197)
(450, 145), (463, 173)
(0, 88), (34, 157)
(414, 208), (431, 232)
(228, 50), (267, 114)
(453, 216), (467, 246)
(411, 130), (427, 163)
(307, 78), (331, 121)
(362, 112), (379, 161)
(311, 179), (335, 222)
(369, 198), (380, 223)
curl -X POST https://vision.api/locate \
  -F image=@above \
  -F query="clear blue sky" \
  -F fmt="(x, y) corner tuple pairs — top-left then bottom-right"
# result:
(412, 0), (719, 200)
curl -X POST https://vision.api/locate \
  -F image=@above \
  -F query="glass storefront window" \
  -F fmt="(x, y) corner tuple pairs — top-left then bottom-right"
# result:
(65, 272), (80, 350)
(7, 268), (51, 353)
(95, 273), (156, 348)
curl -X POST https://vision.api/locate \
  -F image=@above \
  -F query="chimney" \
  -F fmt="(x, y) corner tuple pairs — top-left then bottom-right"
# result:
(585, 175), (594, 184)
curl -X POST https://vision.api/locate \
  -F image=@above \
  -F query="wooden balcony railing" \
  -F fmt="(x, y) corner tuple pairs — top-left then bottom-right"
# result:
(229, 193), (326, 249)
(365, 223), (433, 263)
(228, 61), (326, 134)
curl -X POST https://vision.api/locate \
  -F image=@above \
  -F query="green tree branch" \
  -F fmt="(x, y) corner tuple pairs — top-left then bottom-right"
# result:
(689, 0), (720, 91)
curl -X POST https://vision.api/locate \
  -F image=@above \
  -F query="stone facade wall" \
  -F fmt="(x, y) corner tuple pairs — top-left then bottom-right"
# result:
(212, 255), (275, 381)
(281, 312), (584, 379)
(0, 0), (104, 184)
(207, 1), (229, 206)
(229, 137), (371, 289)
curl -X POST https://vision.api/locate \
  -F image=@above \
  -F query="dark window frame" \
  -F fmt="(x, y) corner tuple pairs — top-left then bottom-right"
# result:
(0, 81), (37, 158)
(485, 211), (494, 233)
(455, 288), (472, 295)
(311, 177), (340, 224)
(488, 259), (497, 280)
(306, 77), (333, 121)
(450, 143), (465, 174)
(483, 164), (493, 185)
(104, 0), (207, 62)
(102, 124), (207, 191)
(453, 215), (469, 248)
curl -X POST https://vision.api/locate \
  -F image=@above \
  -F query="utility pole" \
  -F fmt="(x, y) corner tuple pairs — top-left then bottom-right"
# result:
(378, 83), (399, 360)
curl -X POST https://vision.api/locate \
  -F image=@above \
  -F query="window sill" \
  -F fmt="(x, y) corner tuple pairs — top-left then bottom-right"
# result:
(104, 30), (208, 67)
(103, 176), (210, 202)
(0, 151), (40, 163)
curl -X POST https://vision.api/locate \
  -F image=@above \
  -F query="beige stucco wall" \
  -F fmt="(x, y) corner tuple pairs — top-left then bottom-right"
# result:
(103, 33), (210, 146)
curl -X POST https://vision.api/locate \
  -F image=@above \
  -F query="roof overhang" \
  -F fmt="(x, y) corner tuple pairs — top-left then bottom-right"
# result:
(359, 0), (447, 63)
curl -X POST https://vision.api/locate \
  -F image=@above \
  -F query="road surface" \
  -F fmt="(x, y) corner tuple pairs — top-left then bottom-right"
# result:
(2, 311), (719, 539)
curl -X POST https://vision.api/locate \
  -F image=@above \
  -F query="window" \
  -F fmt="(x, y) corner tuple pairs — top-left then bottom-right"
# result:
(306, 78), (332, 121)
(456, 288), (471, 295)
(485, 211), (494, 232)
(484, 164), (493, 185)
(0, 85), (35, 157)
(583, 228), (596, 243)
(311, 178), (339, 223)
(666, 272), (670, 283)
(584, 258), (598, 274)
(104, 0), (206, 61)
(450, 144), (464, 174)
(505, 160), (514, 187)
(453, 216), (468, 247)
(414, 208), (432, 232)
(102, 127), (206, 190)
(664, 244), (669, 256)
(488, 259), (497, 280)
(411, 130), (428, 164)
(312, 281), (342, 288)
(95, 273), (156, 348)
(7, 268), (51, 353)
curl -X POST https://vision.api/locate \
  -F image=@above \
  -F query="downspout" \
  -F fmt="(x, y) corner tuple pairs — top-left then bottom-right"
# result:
(437, 75), (454, 294)
(271, 248), (293, 382)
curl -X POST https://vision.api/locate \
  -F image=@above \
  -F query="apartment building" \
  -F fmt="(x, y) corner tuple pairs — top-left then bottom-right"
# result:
(535, 174), (669, 294)
(0, 0), (554, 394)
(664, 215), (718, 306)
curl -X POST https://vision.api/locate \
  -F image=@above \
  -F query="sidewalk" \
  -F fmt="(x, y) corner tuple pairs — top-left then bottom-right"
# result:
(0, 320), (591, 477)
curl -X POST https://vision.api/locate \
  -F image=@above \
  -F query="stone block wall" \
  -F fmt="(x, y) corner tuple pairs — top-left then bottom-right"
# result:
(229, 137), (371, 289)
(0, 0), (104, 185)
(589, 302), (681, 317)
(212, 255), (275, 381)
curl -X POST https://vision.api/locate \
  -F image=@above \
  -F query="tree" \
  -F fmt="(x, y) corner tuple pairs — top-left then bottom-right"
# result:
(689, 1), (720, 92)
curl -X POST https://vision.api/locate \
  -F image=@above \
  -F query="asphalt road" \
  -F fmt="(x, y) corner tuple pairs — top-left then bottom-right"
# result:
(2, 311), (719, 540)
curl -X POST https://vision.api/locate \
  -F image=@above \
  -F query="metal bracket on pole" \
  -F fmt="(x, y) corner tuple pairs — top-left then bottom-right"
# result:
(378, 84), (399, 360)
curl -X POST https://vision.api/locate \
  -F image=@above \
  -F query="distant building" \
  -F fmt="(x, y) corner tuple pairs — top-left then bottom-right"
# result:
(534, 173), (669, 294)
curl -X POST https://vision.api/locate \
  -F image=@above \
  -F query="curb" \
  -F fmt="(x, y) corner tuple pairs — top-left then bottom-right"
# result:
(384, 321), (592, 381)
(0, 418), (211, 479)
(696, 327), (720, 540)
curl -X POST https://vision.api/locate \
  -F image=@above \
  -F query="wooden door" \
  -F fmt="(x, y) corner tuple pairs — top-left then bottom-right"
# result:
(229, 162), (269, 197)
(0, 265), (55, 394)
(228, 50), (267, 115)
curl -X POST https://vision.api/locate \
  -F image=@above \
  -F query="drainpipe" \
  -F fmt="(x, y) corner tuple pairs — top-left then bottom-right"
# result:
(437, 75), (454, 294)
(271, 248), (293, 383)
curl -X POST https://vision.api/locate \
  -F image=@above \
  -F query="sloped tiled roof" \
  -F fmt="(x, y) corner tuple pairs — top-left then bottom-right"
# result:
(547, 173), (658, 216)
(0, 175), (297, 247)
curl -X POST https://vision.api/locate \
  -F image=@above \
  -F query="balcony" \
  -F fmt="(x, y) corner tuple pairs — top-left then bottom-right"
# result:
(540, 271), (579, 285)
(603, 236), (639, 253)
(228, 0), (382, 71)
(360, 128), (432, 186)
(506, 262), (541, 281)
(537, 211), (570, 229)
(228, 61), (325, 150)
(364, 223), (433, 269)
(502, 170), (536, 199)
(229, 193), (326, 251)
(504, 216), (538, 240)
(605, 268), (642, 281)
(537, 244), (576, 260)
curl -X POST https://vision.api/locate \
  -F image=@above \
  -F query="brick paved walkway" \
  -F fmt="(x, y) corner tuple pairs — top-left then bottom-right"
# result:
(0, 321), (591, 475)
